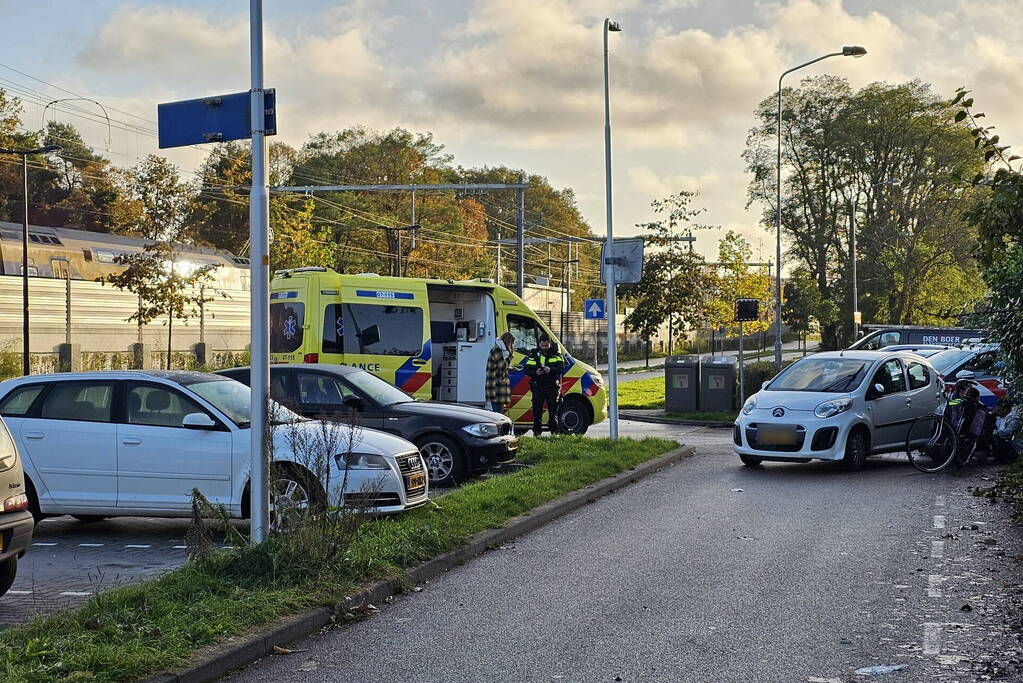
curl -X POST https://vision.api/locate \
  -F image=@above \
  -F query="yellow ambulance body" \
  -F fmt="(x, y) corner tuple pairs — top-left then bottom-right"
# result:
(268, 267), (607, 433)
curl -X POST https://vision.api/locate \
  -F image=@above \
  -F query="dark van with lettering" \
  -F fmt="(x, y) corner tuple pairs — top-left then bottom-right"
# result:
(850, 326), (985, 351)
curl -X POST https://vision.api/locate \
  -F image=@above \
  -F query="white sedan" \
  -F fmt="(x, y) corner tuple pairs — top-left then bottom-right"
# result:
(734, 351), (943, 470)
(0, 370), (428, 526)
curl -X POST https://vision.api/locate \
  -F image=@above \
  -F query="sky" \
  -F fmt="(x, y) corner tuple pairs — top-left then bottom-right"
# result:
(2, 0), (1022, 264)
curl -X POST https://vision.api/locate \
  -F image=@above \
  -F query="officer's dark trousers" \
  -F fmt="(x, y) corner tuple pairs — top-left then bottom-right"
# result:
(531, 388), (560, 435)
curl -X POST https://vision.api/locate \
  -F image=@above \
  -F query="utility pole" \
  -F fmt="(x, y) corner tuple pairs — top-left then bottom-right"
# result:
(516, 175), (525, 297)
(496, 225), (502, 285)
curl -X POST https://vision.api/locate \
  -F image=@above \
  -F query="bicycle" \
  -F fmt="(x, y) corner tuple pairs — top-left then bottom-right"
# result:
(905, 379), (989, 473)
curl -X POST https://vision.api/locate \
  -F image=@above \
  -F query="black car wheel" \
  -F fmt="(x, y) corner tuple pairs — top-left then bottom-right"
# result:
(417, 434), (468, 487)
(557, 398), (591, 435)
(268, 465), (325, 532)
(843, 428), (869, 471)
(0, 557), (16, 598)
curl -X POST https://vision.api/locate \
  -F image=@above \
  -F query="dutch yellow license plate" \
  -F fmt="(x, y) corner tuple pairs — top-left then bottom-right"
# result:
(407, 472), (427, 490)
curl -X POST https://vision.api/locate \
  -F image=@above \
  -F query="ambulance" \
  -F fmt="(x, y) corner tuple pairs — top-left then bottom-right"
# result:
(268, 267), (607, 434)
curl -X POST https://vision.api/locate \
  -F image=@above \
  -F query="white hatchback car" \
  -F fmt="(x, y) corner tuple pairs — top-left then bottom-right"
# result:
(734, 351), (943, 470)
(0, 371), (428, 524)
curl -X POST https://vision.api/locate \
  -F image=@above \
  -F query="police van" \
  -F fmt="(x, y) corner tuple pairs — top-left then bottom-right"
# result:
(268, 267), (607, 434)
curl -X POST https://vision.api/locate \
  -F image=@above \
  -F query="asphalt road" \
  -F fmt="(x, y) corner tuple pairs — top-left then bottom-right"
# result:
(0, 419), (692, 629)
(231, 433), (1021, 683)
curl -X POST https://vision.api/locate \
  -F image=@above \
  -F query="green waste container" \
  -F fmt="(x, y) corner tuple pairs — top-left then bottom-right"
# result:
(665, 355), (699, 413)
(699, 355), (737, 413)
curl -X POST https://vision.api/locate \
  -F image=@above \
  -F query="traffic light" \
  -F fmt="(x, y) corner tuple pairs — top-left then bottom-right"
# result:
(734, 298), (760, 322)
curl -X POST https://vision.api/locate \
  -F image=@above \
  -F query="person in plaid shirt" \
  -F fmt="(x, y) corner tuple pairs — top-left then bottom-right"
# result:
(486, 332), (515, 413)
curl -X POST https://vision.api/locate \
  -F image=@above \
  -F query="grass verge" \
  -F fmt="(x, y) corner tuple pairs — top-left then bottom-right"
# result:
(617, 376), (666, 410)
(0, 436), (678, 682)
(973, 457), (1023, 522)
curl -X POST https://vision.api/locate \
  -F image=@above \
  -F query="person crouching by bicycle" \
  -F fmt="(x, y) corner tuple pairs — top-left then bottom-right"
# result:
(992, 398), (1022, 463)
(524, 334), (565, 437)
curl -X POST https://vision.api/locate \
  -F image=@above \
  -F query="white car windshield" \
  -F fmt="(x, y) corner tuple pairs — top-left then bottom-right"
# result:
(767, 358), (871, 393)
(188, 380), (303, 427)
(928, 349), (974, 375)
(344, 370), (414, 405)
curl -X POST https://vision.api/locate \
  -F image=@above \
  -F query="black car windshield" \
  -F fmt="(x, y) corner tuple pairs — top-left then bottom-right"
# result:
(766, 358), (871, 393)
(344, 370), (414, 405)
(928, 349), (974, 375)
(188, 379), (303, 427)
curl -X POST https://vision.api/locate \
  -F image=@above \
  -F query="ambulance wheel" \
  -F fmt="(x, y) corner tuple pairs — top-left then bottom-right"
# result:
(417, 434), (468, 488)
(557, 397), (591, 435)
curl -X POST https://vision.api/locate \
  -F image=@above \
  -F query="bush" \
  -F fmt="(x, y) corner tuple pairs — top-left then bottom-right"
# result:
(741, 359), (795, 400)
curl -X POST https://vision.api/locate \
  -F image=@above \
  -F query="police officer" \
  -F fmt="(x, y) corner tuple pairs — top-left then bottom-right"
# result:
(524, 334), (565, 436)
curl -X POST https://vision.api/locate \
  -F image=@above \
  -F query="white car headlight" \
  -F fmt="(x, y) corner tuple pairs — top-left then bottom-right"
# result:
(335, 452), (391, 470)
(814, 397), (853, 419)
(463, 423), (500, 438)
(742, 396), (757, 415)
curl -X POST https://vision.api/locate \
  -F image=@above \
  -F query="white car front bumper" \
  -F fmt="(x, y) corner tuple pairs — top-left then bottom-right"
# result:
(328, 450), (429, 513)
(732, 412), (854, 461)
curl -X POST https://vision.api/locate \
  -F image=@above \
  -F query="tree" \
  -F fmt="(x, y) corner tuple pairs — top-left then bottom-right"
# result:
(100, 242), (220, 368)
(781, 267), (836, 350)
(704, 231), (773, 337)
(744, 77), (985, 348)
(120, 155), (193, 241)
(622, 191), (715, 350)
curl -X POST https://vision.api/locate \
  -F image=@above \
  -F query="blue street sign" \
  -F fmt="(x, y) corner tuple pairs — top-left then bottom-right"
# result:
(157, 90), (276, 149)
(584, 298), (607, 320)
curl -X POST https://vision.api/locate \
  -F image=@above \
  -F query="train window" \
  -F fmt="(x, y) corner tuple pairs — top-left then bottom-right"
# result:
(82, 248), (93, 262)
(95, 249), (120, 264)
(19, 265), (38, 276)
(29, 234), (40, 243)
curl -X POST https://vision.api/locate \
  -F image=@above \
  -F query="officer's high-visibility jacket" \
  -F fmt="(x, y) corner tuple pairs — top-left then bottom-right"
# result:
(524, 348), (566, 391)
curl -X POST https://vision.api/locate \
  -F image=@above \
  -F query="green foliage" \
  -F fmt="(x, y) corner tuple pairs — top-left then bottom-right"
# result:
(980, 244), (1023, 388)
(0, 437), (676, 682)
(705, 231), (773, 336)
(745, 77), (985, 347)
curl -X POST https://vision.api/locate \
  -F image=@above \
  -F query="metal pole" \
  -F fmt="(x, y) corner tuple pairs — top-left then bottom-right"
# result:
(739, 320), (745, 407)
(496, 226), (502, 285)
(774, 77), (783, 371)
(65, 271), (71, 346)
(21, 154), (29, 375)
(850, 198), (858, 341)
(516, 176), (525, 297)
(603, 18), (620, 440)
(249, 0), (270, 545)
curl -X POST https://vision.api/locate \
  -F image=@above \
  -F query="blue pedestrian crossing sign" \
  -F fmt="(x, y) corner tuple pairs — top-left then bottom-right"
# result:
(584, 299), (607, 320)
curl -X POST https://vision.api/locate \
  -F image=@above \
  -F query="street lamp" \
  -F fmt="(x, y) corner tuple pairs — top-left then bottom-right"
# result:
(850, 177), (899, 341)
(0, 144), (62, 375)
(774, 46), (865, 369)
(603, 17), (621, 440)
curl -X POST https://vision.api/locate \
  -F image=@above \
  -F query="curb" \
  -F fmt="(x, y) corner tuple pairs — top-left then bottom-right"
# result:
(620, 411), (733, 429)
(143, 444), (694, 683)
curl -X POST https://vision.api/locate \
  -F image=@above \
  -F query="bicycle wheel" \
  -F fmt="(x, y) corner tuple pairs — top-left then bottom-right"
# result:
(906, 415), (958, 473)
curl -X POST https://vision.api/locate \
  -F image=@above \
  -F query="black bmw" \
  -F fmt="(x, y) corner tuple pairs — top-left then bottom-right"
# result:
(217, 364), (518, 487)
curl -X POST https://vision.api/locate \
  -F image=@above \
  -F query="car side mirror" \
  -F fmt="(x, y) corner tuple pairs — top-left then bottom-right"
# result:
(761, 381), (770, 389)
(342, 395), (365, 411)
(182, 412), (217, 430)
(866, 383), (886, 399)
(956, 370), (976, 381)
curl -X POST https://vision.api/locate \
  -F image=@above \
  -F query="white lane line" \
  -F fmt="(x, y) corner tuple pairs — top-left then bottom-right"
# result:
(173, 545), (188, 549)
(32, 542), (57, 546)
(7, 590), (32, 595)
(124, 544), (152, 548)
(933, 515), (946, 529)
(931, 540), (945, 559)
(78, 543), (104, 547)
(60, 591), (92, 597)
(927, 575), (944, 597)
(935, 495), (945, 507)
(923, 622), (942, 655)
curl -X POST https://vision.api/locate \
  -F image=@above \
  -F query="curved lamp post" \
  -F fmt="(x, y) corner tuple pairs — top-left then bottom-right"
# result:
(774, 46), (866, 368)
(0, 144), (62, 375)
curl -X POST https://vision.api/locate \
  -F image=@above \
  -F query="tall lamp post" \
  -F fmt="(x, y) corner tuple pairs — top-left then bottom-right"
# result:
(0, 144), (61, 375)
(774, 46), (865, 369)
(603, 17), (622, 440)
(849, 177), (899, 341)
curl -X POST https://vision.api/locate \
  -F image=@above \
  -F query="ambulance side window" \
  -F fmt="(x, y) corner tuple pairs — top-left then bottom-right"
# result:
(507, 314), (540, 355)
(342, 303), (423, 356)
(270, 302), (304, 353)
(322, 304), (344, 354)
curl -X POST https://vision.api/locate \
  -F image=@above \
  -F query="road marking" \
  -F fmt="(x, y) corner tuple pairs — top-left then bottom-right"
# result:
(927, 575), (944, 597)
(931, 540), (944, 559)
(923, 622), (942, 655)
(32, 542), (57, 546)
(7, 590), (32, 595)
(78, 543), (104, 547)
(124, 544), (151, 548)
(935, 495), (945, 507)
(933, 515), (946, 529)
(60, 591), (92, 597)
(173, 545), (188, 549)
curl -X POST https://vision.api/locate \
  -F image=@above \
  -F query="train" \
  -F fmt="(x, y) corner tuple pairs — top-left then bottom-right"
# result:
(0, 221), (251, 291)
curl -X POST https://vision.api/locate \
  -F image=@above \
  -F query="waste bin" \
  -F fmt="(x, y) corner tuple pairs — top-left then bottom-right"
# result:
(699, 355), (737, 413)
(664, 355), (700, 413)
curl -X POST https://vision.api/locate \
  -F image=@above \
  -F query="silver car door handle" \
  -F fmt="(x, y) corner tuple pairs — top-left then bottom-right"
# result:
(24, 431), (43, 439)
(122, 438), (142, 446)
